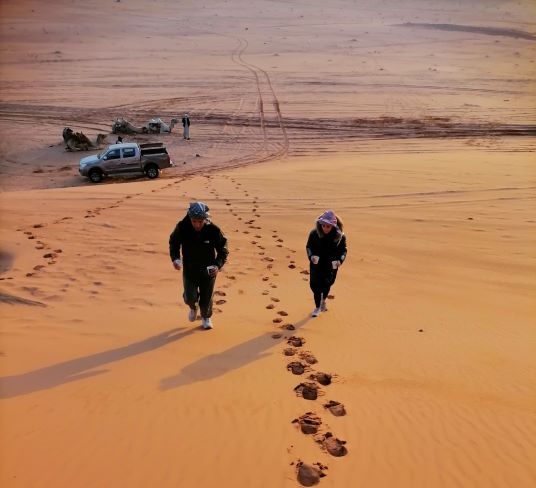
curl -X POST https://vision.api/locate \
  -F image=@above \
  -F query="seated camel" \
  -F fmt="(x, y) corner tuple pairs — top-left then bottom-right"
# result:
(63, 127), (107, 151)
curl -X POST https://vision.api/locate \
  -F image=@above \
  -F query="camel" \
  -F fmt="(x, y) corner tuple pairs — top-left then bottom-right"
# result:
(112, 117), (178, 134)
(144, 117), (178, 133)
(63, 127), (107, 151)
(111, 117), (144, 134)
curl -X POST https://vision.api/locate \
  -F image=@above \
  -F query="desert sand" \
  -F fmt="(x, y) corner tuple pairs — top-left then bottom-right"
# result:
(1, 1), (536, 487)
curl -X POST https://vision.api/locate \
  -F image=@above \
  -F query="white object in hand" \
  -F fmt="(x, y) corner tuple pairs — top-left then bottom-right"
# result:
(311, 255), (319, 265)
(173, 258), (182, 270)
(332, 260), (339, 269)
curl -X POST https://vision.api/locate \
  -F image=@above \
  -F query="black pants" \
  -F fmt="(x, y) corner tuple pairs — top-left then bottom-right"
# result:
(309, 267), (337, 308)
(183, 271), (216, 319)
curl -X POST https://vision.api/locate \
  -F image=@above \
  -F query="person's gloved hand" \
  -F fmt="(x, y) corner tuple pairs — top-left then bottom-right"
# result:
(331, 260), (341, 269)
(207, 265), (219, 277)
(311, 255), (319, 265)
(173, 259), (182, 270)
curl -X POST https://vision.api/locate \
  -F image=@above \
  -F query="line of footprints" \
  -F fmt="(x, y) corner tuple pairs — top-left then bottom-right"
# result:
(5, 179), (191, 283)
(203, 175), (347, 487)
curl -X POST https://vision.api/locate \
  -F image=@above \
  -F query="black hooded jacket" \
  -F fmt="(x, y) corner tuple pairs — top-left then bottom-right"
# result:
(169, 216), (228, 275)
(306, 226), (347, 274)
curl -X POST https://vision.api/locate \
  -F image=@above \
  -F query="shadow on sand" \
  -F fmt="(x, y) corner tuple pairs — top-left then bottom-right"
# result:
(160, 315), (312, 390)
(1, 328), (195, 399)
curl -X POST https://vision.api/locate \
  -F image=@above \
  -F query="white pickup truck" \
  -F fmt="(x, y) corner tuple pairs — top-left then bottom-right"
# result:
(79, 142), (173, 183)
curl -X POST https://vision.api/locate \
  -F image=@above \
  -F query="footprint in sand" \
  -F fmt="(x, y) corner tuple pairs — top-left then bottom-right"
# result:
(262, 276), (270, 282)
(277, 310), (288, 316)
(271, 297), (280, 302)
(262, 290), (269, 295)
(215, 299), (226, 305)
(225, 275), (236, 280)
(327, 294), (335, 299)
(289, 264), (296, 269)
(254, 235), (262, 239)
(287, 361), (307, 375)
(284, 347), (296, 356)
(262, 257), (274, 262)
(271, 333), (283, 339)
(310, 372), (332, 386)
(296, 461), (327, 486)
(273, 317), (283, 323)
(299, 351), (318, 365)
(270, 284), (277, 289)
(283, 323), (296, 331)
(318, 433), (347, 457)
(214, 290), (226, 297)
(323, 400), (346, 417)
(288, 336), (305, 347)
(294, 382), (320, 400)
(266, 304), (275, 309)
(292, 412), (322, 434)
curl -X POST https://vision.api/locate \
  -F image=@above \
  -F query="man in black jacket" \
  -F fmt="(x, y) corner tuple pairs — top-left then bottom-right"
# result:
(169, 202), (228, 329)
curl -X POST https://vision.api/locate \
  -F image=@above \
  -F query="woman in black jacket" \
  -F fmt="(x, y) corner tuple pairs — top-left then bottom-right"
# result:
(306, 210), (347, 317)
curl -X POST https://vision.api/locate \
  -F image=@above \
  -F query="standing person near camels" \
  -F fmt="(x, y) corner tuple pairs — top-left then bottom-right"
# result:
(169, 202), (228, 330)
(306, 210), (347, 317)
(182, 113), (191, 140)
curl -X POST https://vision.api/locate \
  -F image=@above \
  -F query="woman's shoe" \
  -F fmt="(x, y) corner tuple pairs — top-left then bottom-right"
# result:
(311, 307), (321, 317)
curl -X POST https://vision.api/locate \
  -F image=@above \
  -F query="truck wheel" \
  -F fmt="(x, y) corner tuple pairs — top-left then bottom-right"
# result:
(145, 164), (160, 179)
(88, 168), (103, 183)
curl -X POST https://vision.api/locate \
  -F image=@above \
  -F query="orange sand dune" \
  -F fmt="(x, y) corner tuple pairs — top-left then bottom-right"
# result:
(1, 0), (536, 487)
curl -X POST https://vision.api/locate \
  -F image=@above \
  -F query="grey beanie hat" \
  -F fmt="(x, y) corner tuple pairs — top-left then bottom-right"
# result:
(187, 201), (210, 219)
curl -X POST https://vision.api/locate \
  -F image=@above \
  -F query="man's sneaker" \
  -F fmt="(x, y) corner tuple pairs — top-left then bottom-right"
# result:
(320, 299), (328, 312)
(188, 307), (197, 322)
(202, 317), (213, 330)
(311, 307), (321, 318)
